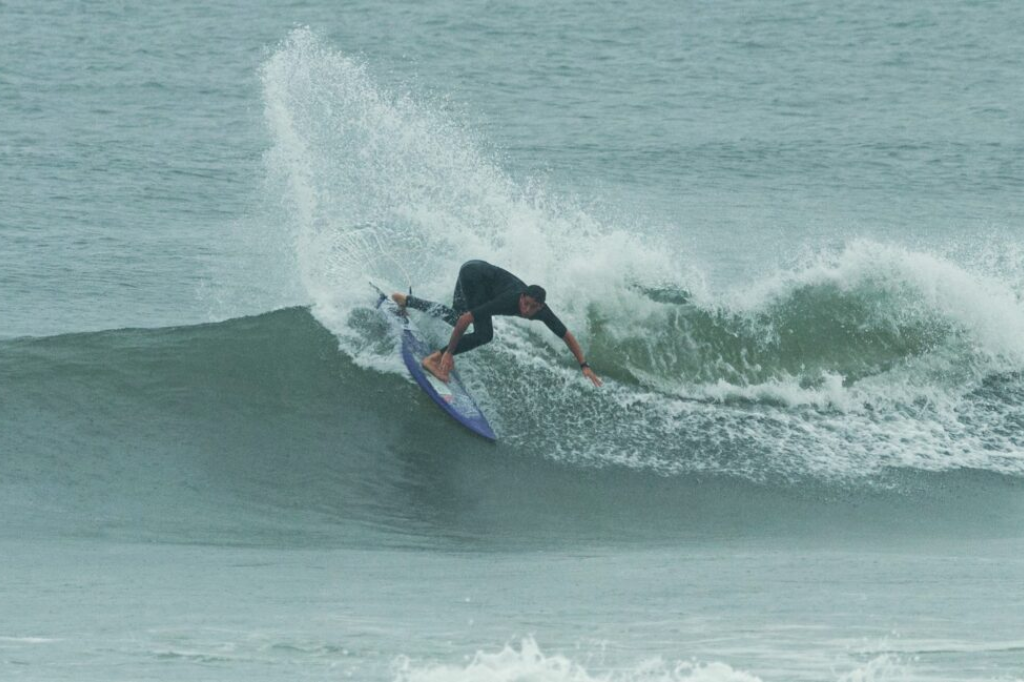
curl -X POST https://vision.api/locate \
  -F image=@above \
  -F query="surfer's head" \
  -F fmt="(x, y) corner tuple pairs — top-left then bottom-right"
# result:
(519, 285), (547, 317)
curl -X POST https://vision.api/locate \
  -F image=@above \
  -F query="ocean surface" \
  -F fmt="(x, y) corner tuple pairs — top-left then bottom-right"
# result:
(2, 1), (1023, 680)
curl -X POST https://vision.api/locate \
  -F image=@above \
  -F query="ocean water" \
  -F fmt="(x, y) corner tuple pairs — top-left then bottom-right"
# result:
(2, 1), (1023, 680)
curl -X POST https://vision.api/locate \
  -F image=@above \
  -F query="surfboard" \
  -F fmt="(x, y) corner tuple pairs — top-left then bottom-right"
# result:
(373, 285), (497, 442)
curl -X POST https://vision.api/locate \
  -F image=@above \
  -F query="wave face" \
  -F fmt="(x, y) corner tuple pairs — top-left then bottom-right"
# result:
(257, 29), (1024, 484)
(4, 308), (1023, 549)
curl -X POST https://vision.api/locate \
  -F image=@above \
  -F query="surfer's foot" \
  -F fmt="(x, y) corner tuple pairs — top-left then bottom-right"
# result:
(391, 292), (408, 309)
(422, 351), (451, 383)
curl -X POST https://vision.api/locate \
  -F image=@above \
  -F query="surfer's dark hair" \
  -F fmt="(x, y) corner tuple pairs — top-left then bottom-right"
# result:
(524, 284), (547, 304)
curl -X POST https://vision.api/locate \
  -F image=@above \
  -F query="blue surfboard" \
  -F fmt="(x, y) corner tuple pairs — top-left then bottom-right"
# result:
(373, 285), (497, 442)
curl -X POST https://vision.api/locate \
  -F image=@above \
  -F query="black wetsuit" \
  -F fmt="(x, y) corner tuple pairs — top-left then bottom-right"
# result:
(405, 260), (567, 355)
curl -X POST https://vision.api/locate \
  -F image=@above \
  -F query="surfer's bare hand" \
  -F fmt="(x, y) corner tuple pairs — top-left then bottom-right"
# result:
(582, 366), (602, 387)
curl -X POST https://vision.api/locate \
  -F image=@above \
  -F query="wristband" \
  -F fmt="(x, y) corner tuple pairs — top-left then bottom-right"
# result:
(580, 361), (590, 370)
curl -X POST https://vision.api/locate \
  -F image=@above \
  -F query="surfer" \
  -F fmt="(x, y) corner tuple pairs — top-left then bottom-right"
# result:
(392, 260), (602, 387)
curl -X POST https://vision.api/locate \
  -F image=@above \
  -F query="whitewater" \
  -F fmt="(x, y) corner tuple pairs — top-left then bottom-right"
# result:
(2, 2), (1023, 681)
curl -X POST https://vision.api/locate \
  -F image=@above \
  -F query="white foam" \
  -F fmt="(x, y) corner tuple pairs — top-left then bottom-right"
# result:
(698, 372), (853, 410)
(835, 655), (902, 682)
(0, 636), (60, 644)
(392, 638), (911, 682)
(392, 638), (764, 682)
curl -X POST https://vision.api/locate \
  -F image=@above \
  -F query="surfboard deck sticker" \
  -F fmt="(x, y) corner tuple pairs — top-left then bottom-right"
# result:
(372, 285), (497, 442)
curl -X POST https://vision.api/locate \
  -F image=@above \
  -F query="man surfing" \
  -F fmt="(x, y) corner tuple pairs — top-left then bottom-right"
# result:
(392, 260), (602, 388)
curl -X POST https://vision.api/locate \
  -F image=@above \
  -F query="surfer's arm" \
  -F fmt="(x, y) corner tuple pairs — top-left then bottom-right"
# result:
(439, 312), (474, 374)
(563, 331), (602, 387)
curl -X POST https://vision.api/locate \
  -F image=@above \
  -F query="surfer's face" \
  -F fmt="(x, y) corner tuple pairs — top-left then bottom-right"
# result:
(518, 294), (544, 318)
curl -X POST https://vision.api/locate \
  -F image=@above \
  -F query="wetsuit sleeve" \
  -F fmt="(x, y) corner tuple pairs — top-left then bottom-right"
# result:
(536, 307), (568, 339)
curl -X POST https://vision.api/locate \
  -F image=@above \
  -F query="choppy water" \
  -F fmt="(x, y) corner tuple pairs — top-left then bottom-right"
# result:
(2, 1), (1023, 680)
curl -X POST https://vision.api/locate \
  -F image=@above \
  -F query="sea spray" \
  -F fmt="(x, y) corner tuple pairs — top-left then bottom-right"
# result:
(261, 27), (678, 367)
(258, 29), (1024, 481)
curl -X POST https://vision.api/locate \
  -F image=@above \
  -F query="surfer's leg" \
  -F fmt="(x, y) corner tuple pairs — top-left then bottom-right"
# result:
(452, 260), (492, 313)
(404, 295), (461, 326)
(423, 313), (492, 381)
(443, 314), (494, 355)
(400, 262), (482, 327)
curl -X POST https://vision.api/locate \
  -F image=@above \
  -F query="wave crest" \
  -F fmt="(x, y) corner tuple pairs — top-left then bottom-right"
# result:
(592, 241), (1024, 409)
